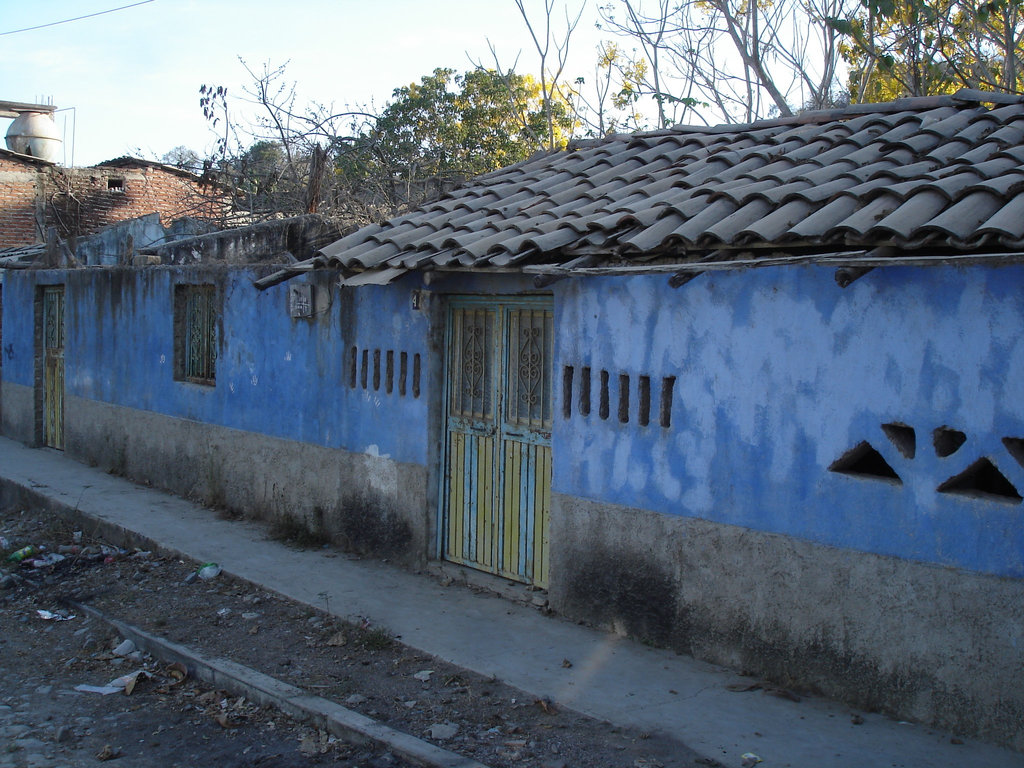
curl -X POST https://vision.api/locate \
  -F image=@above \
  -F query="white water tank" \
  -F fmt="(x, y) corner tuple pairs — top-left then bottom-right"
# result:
(6, 111), (61, 162)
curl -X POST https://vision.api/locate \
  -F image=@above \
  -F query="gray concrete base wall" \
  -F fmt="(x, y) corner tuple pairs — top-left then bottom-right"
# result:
(1, 382), (35, 445)
(549, 493), (1024, 750)
(60, 396), (430, 565)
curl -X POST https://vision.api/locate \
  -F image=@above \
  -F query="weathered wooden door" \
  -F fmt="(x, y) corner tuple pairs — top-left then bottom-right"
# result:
(42, 285), (65, 450)
(443, 297), (553, 587)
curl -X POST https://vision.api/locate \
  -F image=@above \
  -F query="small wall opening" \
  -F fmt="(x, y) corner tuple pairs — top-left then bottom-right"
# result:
(579, 367), (591, 416)
(599, 370), (610, 420)
(618, 374), (630, 423)
(412, 354), (421, 398)
(829, 441), (902, 483)
(934, 426), (966, 457)
(882, 422), (916, 459)
(399, 351), (408, 396)
(638, 375), (651, 426)
(660, 376), (675, 428)
(562, 366), (574, 418)
(385, 350), (394, 394)
(348, 346), (357, 389)
(1002, 437), (1024, 469)
(937, 458), (1022, 503)
(360, 349), (368, 389)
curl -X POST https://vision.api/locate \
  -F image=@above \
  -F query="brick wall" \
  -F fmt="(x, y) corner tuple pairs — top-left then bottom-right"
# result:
(0, 156), (228, 248)
(0, 155), (44, 247)
(47, 165), (227, 240)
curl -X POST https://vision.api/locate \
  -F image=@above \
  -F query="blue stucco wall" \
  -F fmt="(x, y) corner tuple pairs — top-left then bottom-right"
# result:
(553, 266), (1024, 578)
(5, 263), (1023, 578)
(1, 267), (431, 466)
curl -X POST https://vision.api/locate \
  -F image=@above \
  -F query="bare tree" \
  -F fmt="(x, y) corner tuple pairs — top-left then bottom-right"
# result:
(514, 0), (587, 146)
(599, 0), (849, 125)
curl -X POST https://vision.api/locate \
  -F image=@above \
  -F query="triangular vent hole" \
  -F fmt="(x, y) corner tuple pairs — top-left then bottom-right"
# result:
(937, 457), (1022, 503)
(934, 426), (966, 458)
(882, 422), (916, 459)
(1003, 437), (1024, 469)
(829, 441), (902, 483)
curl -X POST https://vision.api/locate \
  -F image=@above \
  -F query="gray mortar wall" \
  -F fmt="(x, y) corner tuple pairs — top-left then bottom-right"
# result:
(1, 381), (34, 445)
(61, 396), (429, 565)
(549, 493), (1024, 749)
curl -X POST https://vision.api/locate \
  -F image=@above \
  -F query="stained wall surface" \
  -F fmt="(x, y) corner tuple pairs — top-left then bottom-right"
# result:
(553, 266), (1024, 577)
(549, 265), (1024, 747)
(3, 262), (1023, 745)
(0, 266), (434, 560)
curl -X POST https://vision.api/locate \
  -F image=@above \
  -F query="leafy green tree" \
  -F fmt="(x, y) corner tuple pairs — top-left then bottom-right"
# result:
(197, 62), (581, 225)
(335, 67), (577, 213)
(830, 0), (1024, 99)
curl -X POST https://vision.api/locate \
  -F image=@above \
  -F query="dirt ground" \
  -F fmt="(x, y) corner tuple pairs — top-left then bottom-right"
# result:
(0, 504), (712, 768)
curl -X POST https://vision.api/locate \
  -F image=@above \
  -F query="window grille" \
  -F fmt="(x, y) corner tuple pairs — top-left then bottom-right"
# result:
(174, 284), (218, 385)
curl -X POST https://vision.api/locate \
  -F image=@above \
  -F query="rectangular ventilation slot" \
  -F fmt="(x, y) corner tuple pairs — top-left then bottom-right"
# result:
(372, 349), (381, 391)
(579, 366), (591, 416)
(599, 370), (610, 420)
(348, 346), (357, 389)
(385, 350), (394, 394)
(638, 375), (650, 426)
(618, 374), (630, 423)
(660, 376), (675, 428)
(562, 366), (574, 419)
(413, 353), (421, 398)
(399, 351), (408, 397)
(360, 349), (368, 390)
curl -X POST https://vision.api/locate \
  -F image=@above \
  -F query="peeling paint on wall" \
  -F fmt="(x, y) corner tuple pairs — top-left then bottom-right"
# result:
(554, 266), (1024, 577)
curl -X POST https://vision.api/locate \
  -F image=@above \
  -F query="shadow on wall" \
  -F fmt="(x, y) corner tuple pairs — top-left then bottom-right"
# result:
(561, 546), (679, 646)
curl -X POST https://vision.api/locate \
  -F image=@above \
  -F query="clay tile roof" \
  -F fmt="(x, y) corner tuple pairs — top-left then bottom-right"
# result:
(316, 90), (1024, 276)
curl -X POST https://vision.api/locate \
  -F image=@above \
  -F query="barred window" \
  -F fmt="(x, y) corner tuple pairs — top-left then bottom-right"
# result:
(174, 284), (218, 385)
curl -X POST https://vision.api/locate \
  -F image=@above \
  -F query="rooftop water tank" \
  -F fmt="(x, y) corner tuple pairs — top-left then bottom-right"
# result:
(6, 111), (61, 162)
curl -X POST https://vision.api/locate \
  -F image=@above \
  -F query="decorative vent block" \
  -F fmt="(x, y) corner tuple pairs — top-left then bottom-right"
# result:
(829, 441), (901, 483)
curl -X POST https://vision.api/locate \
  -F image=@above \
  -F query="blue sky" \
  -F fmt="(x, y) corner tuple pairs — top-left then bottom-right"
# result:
(0, 0), (608, 166)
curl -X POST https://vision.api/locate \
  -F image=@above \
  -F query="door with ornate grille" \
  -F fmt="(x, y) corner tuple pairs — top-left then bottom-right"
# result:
(443, 297), (553, 587)
(42, 285), (65, 450)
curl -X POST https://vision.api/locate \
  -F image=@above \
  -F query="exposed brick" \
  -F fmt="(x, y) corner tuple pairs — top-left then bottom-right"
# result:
(0, 154), (227, 248)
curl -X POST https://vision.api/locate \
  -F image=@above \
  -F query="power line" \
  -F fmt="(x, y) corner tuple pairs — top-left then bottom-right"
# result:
(0, 0), (156, 37)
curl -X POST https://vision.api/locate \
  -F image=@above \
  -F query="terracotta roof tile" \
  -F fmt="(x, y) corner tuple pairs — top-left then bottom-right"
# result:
(736, 199), (815, 243)
(316, 91), (1024, 272)
(922, 191), (1007, 239)
(870, 190), (951, 239)
(976, 194), (1024, 239)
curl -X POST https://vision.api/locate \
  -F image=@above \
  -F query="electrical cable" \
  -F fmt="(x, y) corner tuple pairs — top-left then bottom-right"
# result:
(0, 0), (156, 37)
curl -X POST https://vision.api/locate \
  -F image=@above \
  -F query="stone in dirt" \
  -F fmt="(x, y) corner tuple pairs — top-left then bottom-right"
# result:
(426, 722), (458, 740)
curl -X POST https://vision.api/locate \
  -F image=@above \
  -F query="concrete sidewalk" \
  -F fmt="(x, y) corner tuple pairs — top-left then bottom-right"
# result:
(0, 436), (1019, 768)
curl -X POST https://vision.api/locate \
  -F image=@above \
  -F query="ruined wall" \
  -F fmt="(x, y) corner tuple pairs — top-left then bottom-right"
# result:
(550, 266), (1024, 747)
(45, 164), (225, 240)
(0, 157), (225, 249)
(0, 266), (434, 563)
(0, 154), (45, 246)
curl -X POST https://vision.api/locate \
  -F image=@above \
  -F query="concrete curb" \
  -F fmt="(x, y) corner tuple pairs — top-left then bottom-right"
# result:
(68, 600), (491, 768)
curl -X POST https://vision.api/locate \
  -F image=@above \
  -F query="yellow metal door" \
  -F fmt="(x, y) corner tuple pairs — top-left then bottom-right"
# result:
(443, 298), (552, 587)
(42, 285), (65, 450)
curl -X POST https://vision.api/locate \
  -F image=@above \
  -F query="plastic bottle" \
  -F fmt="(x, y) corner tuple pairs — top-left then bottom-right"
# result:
(197, 563), (221, 580)
(7, 545), (37, 563)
